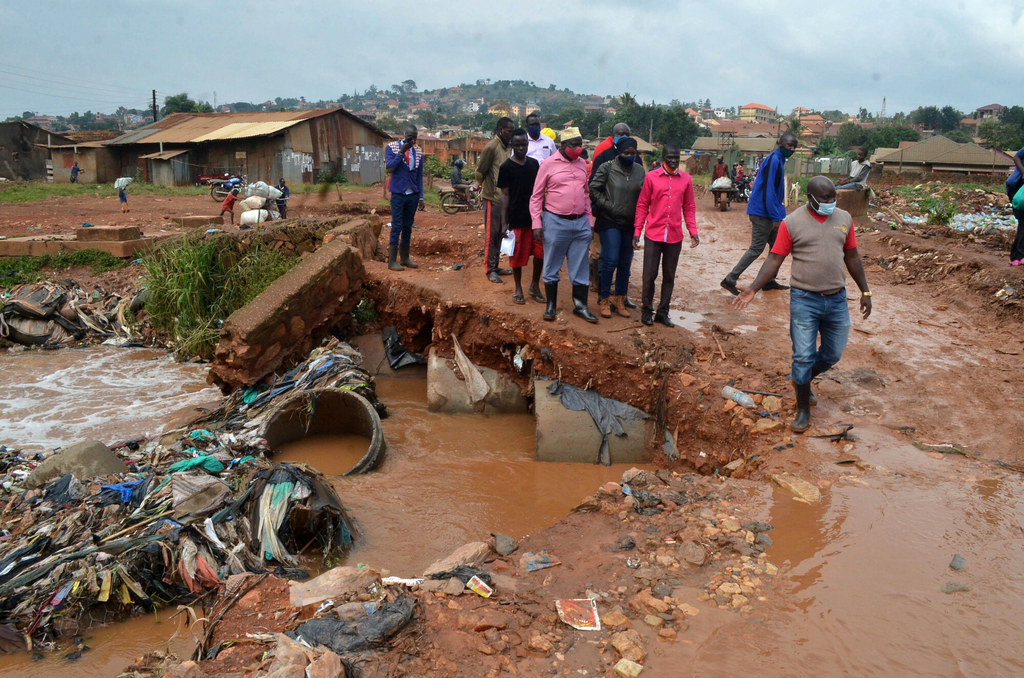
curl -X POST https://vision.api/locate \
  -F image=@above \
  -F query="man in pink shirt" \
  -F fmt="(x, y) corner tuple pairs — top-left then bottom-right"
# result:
(530, 127), (598, 323)
(633, 145), (699, 326)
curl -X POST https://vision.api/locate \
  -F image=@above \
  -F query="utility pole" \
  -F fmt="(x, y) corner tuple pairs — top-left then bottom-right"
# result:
(152, 90), (158, 122)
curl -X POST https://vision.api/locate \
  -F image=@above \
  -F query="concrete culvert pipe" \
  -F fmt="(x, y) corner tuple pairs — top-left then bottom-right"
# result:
(260, 388), (385, 475)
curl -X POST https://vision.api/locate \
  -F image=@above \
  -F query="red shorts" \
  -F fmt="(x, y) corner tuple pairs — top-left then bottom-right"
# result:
(509, 226), (543, 268)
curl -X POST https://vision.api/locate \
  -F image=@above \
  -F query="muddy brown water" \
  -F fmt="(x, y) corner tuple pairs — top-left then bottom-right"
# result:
(276, 433), (372, 476)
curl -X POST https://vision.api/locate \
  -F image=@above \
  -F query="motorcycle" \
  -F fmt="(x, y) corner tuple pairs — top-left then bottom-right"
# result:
(439, 184), (482, 214)
(733, 176), (752, 202)
(209, 175), (246, 202)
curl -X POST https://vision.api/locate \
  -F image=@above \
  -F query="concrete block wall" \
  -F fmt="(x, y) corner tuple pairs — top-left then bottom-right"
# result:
(209, 216), (380, 391)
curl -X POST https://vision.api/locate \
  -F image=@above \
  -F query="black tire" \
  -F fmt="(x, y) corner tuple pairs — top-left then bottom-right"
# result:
(211, 184), (231, 202)
(440, 192), (463, 214)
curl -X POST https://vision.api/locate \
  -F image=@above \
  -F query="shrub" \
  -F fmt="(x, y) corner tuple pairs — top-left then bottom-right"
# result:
(143, 234), (298, 360)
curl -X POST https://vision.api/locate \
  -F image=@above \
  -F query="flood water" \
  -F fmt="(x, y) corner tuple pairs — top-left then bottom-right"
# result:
(0, 346), (221, 452)
(276, 433), (371, 476)
(333, 375), (638, 575)
(691, 428), (1024, 676)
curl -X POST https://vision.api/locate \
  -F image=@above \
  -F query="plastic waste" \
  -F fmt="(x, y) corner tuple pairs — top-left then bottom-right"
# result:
(722, 385), (755, 408)
(239, 209), (271, 226)
(289, 597), (416, 653)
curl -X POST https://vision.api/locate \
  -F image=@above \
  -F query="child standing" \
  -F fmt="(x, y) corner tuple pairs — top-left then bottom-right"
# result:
(220, 188), (239, 225)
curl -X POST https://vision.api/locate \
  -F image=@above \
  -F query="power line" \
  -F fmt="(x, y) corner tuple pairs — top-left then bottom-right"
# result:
(0, 64), (144, 97)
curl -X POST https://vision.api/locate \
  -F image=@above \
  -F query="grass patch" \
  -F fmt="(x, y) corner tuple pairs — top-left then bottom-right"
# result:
(0, 249), (129, 287)
(0, 181), (207, 204)
(143, 233), (299, 360)
(353, 293), (378, 325)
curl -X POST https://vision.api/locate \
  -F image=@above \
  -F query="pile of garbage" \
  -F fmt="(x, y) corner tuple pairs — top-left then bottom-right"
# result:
(0, 282), (141, 347)
(871, 183), (1016, 233)
(0, 338), (382, 652)
(238, 181), (285, 227)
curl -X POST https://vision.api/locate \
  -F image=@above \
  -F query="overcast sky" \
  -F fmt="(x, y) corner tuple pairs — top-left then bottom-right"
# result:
(1, 0), (1021, 119)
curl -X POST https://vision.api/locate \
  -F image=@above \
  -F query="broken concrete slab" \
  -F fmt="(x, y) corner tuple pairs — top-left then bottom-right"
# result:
(426, 348), (528, 414)
(422, 541), (491, 577)
(770, 472), (822, 503)
(75, 225), (141, 241)
(26, 440), (126, 488)
(0, 237), (155, 258)
(169, 215), (219, 228)
(534, 377), (650, 464)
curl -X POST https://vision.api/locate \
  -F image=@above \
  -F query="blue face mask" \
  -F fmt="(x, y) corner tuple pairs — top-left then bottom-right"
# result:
(618, 155), (636, 167)
(612, 136), (621, 144)
(780, 146), (795, 158)
(812, 197), (837, 216)
(527, 124), (541, 139)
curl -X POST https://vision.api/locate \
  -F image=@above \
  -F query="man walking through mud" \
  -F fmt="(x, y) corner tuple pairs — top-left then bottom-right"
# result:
(733, 176), (871, 432)
(721, 132), (798, 295)
(477, 117), (515, 283)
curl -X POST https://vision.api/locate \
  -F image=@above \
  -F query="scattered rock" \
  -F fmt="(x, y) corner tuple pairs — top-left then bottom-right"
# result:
(770, 473), (822, 503)
(752, 418), (784, 433)
(528, 634), (554, 653)
(658, 627), (678, 640)
(26, 440), (126, 489)
(678, 603), (700, 617)
(630, 589), (670, 614)
(720, 518), (741, 532)
(941, 581), (970, 594)
(652, 584), (673, 598)
(949, 554), (966, 571)
(615, 536), (636, 551)
(679, 541), (708, 566)
(423, 542), (492, 577)
(614, 658), (645, 677)
(717, 582), (741, 596)
(731, 594), (750, 608)
(166, 660), (207, 678)
(602, 608), (630, 628)
(762, 395), (782, 413)
(491, 533), (517, 556)
(643, 614), (663, 627)
(308, 651), (346, 678)
(289, 566), (381, 608)
(610, 629), (646, 663)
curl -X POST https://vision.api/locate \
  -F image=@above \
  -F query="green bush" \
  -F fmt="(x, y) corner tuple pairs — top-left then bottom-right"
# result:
(424, 155), (449, 179)
(353, 293), (377, 325)
(922, 198), (955, 225)
(143, 234), (298, 360)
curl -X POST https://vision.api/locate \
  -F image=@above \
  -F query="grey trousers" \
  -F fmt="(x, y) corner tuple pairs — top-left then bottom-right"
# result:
(540, 212), (592, 285)
(725, 214), (778, 285)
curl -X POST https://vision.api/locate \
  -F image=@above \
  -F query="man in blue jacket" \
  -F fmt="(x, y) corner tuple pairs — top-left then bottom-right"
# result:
(384, 124), (425, 271)
(721, 133), (797, 294)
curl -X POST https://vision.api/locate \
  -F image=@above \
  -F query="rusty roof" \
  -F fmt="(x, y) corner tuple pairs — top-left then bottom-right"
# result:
(106, 108), (390, 146)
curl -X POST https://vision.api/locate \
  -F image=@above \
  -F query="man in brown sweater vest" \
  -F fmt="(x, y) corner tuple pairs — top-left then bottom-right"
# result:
(733, 176), (872, 432)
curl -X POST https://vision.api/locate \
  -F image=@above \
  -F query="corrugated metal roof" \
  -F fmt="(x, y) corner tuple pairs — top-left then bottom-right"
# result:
(191, 121), (297, 142)
(105, 108), (390, 146)
(139, 149), (189, 160)
(691, 137), (777, 153)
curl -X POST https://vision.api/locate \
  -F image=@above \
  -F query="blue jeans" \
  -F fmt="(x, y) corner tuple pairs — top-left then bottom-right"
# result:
(597, 228), (633, 298)
(541, 212), (592, 285)
(789, 287), (850, 385)
(389, 192), (419, 246)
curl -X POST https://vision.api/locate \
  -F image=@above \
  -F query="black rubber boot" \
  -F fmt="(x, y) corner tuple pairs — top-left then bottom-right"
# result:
(791, 382), (812, 432)
(399, 242), (418, 268)
(388, 244), (404, 271)
(543, 282), (558, 321)
(571, 284), (598, 323)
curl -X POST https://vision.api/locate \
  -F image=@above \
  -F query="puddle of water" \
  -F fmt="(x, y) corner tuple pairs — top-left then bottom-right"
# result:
(693, 428), (1024, 675)
(276, 433), (371, 476)
(0, 608), (197, 678)
(334, 376), (641, 576)
(668, 310), (706, 332)
(0, 347), (221, 452)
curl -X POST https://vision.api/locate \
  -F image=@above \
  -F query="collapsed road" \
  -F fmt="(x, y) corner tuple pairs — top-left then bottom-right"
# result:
(0, 179), (1021, 676)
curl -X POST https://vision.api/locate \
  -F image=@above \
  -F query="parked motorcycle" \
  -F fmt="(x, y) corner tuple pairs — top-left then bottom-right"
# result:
(210, 175), (246, 201)
(439, 185), (482, 214)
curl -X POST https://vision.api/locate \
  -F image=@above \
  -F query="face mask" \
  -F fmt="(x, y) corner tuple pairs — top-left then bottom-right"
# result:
(618, 155), (636, 167)
(612, 136), (621, 144)
(811, 197), (837, 216)
(527, 124), (541, 139)
(564, 147), (583, 160)
(780, 147), (795, 158)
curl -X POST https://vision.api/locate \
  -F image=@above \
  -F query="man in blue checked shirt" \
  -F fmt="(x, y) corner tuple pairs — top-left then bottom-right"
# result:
(384, 124), (425, 271)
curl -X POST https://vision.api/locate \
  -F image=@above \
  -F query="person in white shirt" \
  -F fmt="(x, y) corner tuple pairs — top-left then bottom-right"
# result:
(525, 112), (556, 162)
(836, 149), (871, 190)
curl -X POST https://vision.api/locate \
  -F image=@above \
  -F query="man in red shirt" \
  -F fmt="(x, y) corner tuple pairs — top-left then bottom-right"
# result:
(733, 176), (872, 432)
(633, 145), (699, 327)
(712, 156), (730, 180)
(530, 127), (597, 323)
